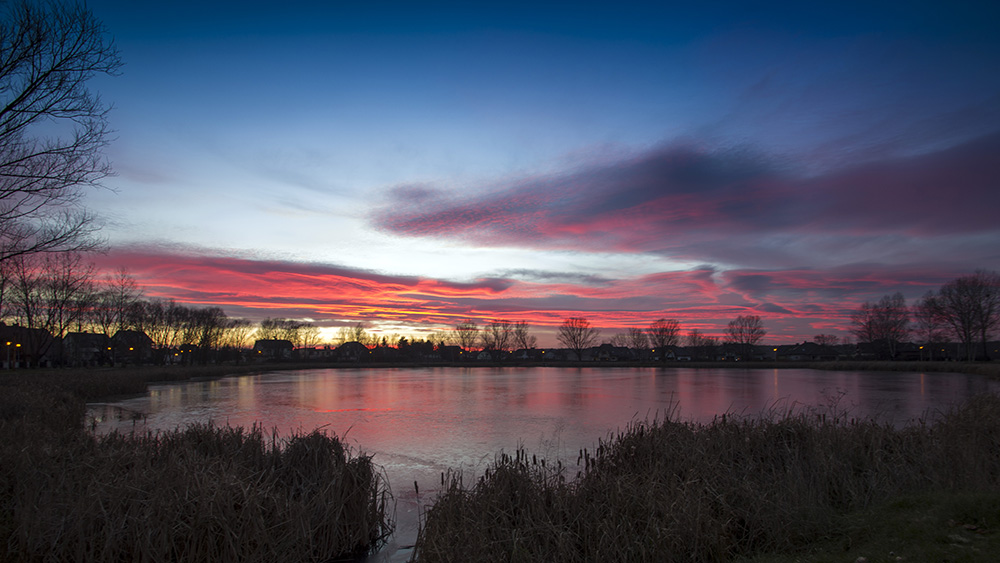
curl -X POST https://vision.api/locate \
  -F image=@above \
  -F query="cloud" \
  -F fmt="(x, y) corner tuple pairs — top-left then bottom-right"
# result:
(372, 132), (1000, 270)
(373, 143), (778, 250)
(495, 269), (615, 286)
(94, 245), (985, 344)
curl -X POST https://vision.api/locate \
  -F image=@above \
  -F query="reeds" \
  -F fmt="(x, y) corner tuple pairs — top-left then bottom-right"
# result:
(413, 394), (1000, 562)
(0, 375), (394, 563)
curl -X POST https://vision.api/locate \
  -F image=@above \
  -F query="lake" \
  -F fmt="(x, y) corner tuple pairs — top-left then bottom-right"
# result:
(88, 366), (999, 562)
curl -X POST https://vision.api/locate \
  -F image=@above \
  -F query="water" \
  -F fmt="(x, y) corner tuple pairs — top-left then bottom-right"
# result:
(88, 366), (999, 561)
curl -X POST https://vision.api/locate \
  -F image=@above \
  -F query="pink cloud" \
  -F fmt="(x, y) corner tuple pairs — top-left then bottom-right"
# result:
(372, 133), (1000, 271)
(90, 246), (972, 345)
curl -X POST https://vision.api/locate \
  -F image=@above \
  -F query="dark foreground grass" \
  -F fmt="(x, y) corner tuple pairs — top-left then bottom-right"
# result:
(740, 490), (1000, 563)
(413, 394), (1000, 562)
(0, 371), (394, 563)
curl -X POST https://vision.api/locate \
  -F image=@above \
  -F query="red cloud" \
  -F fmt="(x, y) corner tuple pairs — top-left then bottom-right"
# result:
(89, 247), (969, 345)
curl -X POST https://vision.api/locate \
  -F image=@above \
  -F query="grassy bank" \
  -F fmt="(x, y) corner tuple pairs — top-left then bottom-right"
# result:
(0, 368), (394, 563)
(754, 360), (1000, 378)
(414, 394), (1000, 562)
(0, 363), (332, 402)
(538, 360), (1000, 379)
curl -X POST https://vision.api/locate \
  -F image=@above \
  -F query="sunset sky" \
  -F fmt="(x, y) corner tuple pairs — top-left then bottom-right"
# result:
(83, 0), (1000, 345)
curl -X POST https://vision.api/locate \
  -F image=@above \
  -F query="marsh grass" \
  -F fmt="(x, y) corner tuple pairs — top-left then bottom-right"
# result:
(414, 394), (1000, 562)
(0, 370), (394, 563)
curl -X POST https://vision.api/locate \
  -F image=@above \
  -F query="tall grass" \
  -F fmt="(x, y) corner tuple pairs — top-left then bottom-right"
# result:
(414, 394), (1000, 562)
(0, 372), (394, 563)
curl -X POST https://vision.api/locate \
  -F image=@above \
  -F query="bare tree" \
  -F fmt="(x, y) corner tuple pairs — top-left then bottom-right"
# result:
(222, 318), (255, 361)
(851, 292), (909, 360)
(3, 251), (97, 364)
(480, 319), (513, 361)
(813, 334), (840, 347)
(686, 329), (719, 360)
(334, 322), (374, 348)
(91, 267), (141, 338)
(185, 306), (227, 364)
(7, 254), (47, 364)
(256, 317), (282, 341)
(648, 318), (681, 363)
(726, 315), (766, 361)
(0, 1), (121, 261)
(625, 327), (649, 351)
(609, 332), (628, 347)
(913, 292), (947, 361)
(162, 300), (188, 350)
(256, 317), (307, 345)
(850, 303), (878, 352)
(299, 323), (321, 349)
(557, 317), (599, 361)
(426, 330), (447, 347)
(453, 319), (480, 354)
(8, 255), (41, 329)
(931, 271), (1000, 361)
(278, 320), (305, 346)
(512, 320), (537, 351)
(39, 251), (94, 340)
(0, 258), (13, 321)
(610, 328), (649, 359)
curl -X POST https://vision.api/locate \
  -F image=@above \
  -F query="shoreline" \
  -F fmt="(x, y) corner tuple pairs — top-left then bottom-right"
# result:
(2, 359), (997, 405)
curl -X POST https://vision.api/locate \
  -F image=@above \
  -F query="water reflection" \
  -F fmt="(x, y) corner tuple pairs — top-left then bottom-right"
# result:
(88, 366), (998, 562)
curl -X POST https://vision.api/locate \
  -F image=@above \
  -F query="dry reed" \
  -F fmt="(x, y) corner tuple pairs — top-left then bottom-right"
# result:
(0, 375), (394, 563)
(413, 394), (1000, 562)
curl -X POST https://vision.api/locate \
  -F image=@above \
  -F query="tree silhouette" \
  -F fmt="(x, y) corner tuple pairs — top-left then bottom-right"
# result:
(92, 268), (141, 339)
(928, 271), (1000, 361)
(453, 319), (479, 354)
(479, 319), (513, 361)
(686, 329), (718, 360)
(0, 1), (121, 261)
(726, 315), (766, 361)
(336, 322), (370, 346)
(851, 293), (909, 360)
(813, 334), (839, 347)
(557, 317), (599, 361)
(610, 328), (648, 359)
(912, 292), (946, 360)
(512, 321), (537, 352)
(647, 318), (680, 363)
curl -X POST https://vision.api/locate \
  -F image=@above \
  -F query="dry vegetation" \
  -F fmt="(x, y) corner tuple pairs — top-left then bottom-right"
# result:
(0, 368), (393, 563)
(414, 394), (1000, 562)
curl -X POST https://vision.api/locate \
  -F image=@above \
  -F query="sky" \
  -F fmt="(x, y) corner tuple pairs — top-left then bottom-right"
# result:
(81, 0), (1000, 345)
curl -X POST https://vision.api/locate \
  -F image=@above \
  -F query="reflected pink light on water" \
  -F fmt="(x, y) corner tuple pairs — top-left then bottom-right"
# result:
(314, 408), (393, 413)
(129, 367), (994, 449)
